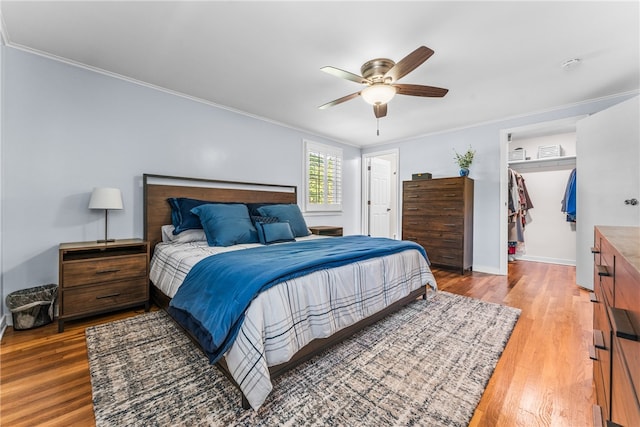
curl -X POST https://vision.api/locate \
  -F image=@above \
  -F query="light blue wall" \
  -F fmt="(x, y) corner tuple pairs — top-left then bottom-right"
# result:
(2, 45), (636, 321)
(1, 47), (361, 316)
(363, 93), (636, 273)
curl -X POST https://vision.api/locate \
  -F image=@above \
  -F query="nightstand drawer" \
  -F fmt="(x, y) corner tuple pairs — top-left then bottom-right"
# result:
(62, 254), (147, 287)
(309, 226), (343, 236)
(61, 277), (148, 316)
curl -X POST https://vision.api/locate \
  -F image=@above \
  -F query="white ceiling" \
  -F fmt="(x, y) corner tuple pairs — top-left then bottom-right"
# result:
(1, 1), (638, 147)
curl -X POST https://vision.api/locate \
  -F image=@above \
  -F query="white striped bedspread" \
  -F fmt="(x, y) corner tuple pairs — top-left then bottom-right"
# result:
(150, 235), (437, 409)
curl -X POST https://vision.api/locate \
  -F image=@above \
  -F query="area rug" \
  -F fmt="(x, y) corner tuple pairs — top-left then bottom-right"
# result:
(86, 291), (520, 426)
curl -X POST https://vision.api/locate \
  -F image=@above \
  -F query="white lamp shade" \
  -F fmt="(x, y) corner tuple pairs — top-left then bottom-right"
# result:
(361, 84), (397, 105)
(88, 188), (123, 210)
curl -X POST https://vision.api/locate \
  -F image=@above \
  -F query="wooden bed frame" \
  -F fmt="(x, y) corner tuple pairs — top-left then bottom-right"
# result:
(142, 173), (427, 409)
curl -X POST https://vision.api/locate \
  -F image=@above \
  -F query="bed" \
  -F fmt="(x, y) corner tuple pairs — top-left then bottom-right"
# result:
(143, 174), (437, 410)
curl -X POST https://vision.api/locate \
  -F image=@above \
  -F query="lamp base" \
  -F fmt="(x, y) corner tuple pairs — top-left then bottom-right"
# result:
(96, 239), (116, 244)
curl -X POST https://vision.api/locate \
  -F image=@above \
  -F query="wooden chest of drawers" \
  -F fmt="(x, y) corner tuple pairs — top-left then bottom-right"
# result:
(591, 226), (640, 427)
(402, 177), (474, 274)
(58, 239), (150, 332)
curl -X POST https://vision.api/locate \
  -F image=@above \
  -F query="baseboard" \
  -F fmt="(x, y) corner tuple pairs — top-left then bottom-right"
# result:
(516, 255), (576, 266)
(0, 314), (7, 340)
(472, 265), (504, 275)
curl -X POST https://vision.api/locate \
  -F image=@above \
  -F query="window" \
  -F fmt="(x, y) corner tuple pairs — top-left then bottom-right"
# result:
(304, 140), (342, 212)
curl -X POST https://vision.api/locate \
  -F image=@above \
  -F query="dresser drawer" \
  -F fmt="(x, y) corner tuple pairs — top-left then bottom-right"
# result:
(611, 338), (640, 426)
(61, 277), (148, 316)
(404, 230), (461, 246)
(62, 254), (147, 287)
(403, 201), (464, 216)
(403, 217), (464, 233)
(403, 187), (464, 202)
(593, 356), (609, 420)
(425, 247), (463, 266)
(593, 280), (609, 334)
(403, 178), (462, 192)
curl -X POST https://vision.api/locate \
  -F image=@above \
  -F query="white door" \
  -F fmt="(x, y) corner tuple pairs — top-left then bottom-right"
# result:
(576, 96), (640, 289)
(369, 157), (392, 237)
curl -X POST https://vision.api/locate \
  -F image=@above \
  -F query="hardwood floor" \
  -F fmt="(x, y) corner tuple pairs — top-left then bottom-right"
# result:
(0, 261), (594, 426)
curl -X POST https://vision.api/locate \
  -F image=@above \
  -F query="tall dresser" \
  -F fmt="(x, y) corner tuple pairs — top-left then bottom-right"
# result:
(402, 176), (474, 274)
(591, 226), (639, 427)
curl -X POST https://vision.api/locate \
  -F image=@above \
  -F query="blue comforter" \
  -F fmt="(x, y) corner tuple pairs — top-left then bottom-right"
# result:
(168, 235), (428, 363)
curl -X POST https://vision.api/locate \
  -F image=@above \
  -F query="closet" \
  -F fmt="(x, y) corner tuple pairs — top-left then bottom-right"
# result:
(507, 131), (577, 265)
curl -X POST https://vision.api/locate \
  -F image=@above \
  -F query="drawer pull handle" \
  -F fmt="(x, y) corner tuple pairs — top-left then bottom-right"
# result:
(588, 345), (597, 361)
(445, 194), (456, 197)
(609, 307), (639, 341)
(406, 184), (419, 188)
(590, 247), (600, 254)
(595, 265), (610, 277)
(407, 195), (419, 198)
(443, 240), (457, 243)
(443, 207), (456, 211)
(96, 269), (120, 275)
(96, 293), (121, 299)
(593, 329), (605, 349)
(442, 255), (455, 259)
(444, 224), (457, 227)
(407, 208), (419, 211)
(589, 292), (598, 303)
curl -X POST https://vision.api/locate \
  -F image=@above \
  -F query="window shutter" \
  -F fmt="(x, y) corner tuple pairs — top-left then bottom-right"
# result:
(304, 140), (343, 212)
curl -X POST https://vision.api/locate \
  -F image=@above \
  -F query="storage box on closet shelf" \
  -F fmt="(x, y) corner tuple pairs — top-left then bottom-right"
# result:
(508, 148), (526, 162)
(537, 144), (563, 159)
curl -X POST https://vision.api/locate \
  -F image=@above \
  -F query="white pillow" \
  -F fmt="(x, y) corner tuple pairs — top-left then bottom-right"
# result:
(161, 225), (207, 243)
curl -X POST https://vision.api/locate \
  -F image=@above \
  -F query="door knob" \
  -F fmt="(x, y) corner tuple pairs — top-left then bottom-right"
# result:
(624, 198), (638, 206)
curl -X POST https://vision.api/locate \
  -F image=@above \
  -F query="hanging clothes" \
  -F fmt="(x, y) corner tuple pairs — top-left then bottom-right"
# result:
(508, 168), (534, 257)
(561, 168), (577, 222)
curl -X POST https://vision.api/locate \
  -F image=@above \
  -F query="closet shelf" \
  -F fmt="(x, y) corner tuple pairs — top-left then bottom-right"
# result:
(509, 155), (576, 170)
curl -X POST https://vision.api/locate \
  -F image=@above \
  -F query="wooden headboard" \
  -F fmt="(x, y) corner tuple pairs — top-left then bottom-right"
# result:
(143, 174), (297, 250)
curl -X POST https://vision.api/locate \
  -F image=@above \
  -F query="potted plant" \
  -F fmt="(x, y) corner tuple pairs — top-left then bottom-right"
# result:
(454, 146), (475, 176)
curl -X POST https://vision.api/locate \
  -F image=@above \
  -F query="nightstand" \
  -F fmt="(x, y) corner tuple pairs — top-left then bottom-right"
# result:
(309, 226), (343, 237)
(57, 239), (149, 332)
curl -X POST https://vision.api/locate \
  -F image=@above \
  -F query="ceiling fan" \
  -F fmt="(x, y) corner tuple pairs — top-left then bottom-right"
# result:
(319, 46), (448, 120)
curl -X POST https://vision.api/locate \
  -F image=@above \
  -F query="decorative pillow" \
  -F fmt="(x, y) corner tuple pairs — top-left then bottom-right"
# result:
(255, 221), (296, 245)
(246, 203), (278, 217)
(251, 215), (279, 225)
(167, 197), (211, 234)
(161, 225), (207, 243)
(190, 204), (259, 247)
(256, 204), (310, 237)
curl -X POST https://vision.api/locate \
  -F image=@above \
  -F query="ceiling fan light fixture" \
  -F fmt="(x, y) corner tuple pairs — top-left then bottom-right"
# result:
(361, 84), (397, 105)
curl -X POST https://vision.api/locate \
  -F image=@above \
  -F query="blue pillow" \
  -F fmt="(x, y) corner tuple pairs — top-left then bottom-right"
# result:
(256, 204), (310, 237)
(168, 197), (210, 234)
(255, 222), (296, 245)
(190, 204), (258, 247)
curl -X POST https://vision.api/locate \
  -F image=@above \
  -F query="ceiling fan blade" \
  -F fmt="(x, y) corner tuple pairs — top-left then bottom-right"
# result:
(384, 46), (434, 82)
(394, 83), (448, 98)
(374, 103), (387, 118)
(321, 66), (371, 84)
(318, 91), (361, 109)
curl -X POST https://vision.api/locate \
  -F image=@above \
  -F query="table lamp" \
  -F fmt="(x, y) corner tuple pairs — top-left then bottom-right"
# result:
(88, 187), (123, 243)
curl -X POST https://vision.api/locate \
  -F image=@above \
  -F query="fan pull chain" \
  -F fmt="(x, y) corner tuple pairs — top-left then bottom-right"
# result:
(377, 118), (380, 136)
